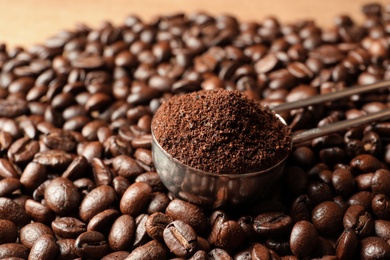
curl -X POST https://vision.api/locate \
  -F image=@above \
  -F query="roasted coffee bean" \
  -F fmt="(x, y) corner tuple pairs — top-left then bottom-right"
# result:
(125, 240), (166, 260)
(109, 214), (135, 251)
(350, 154), (382, 173)
(0, 243), (29, 259)
(290, 221), (318, 259)
(91, 158), (113, 186)
(44, 177), (80, 215)
(348, 191), (374, 209)
(74, 231), (110, 259)
(374, 219), (390, 241)
(0, 177), (21, 197)
(372, 194), (390, 219)
(0, 219), (18, 244)
(146, 192), (170, 214)
(28, 234), (59, 260)
(19, 222), (54, 249)
(371, 169), (390, 196)
(8, 136), (40, 164)
(33, 150), (73, 169)
(112, 155), (144, 179)
(343, 204), (374, 238)
(79, 184), (116, 222)
(166, 199), (208, 235)
(306, 181), (334, 206)
(332, 168), (355, 197)
(43, 130), (77, 152)
(135, 171), (166, 191)
(163, 220), (198, 257)
(208, 248), (232, 260)
(335, 229), (358, 260)
(0, 158), (19, 178)
(0, 197), (30, 227)
(25, 199), (55, 224)
(209, 220), (245, 253)
(290, 195), (312, 222)
(312, 201), (343, 236)
(20, 161), (47, 192)
(120, 182), (152, 217)
(62, 155), (89, 180)
(87, 208), (120, 234)
(132, 213), (150, 249)
(102, 251), (130, 260)
(360, 237), (390, 260)
(253, 211), (293, 238)
(52, 217), (87, 239)
(145, 212), (172, 241)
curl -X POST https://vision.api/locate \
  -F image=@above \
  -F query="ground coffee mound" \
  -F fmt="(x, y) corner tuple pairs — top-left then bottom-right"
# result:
(152, 89), (292, 174)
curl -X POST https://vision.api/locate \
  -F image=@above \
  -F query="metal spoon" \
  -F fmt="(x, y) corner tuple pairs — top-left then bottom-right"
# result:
(152, 80), (390, 208)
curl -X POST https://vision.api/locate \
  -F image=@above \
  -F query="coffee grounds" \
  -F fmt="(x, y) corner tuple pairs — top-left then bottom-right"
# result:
(152, 89), (292, 174)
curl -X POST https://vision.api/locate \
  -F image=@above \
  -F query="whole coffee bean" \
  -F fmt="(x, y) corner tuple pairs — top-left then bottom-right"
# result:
(166, 199), (208, 235)
(44, 177), (80, 215)
(290, 221), (318, 259)
(87, 208), (120, 234)
(372, 193), (390, 219)
(8, 136), (40, 164)
(20, 222), (54, 249)
(56, 238), (78, 260)
(102, 251), (130, 260)
(145, 212), (172, 241)
(266, 238), (292, 256)
(25, 199), (55, 224)
(360, 237), (390, 260)
(0, 219), (18, 244)
(0, 177), (21, 197)
(208, 248), (232, 260)
(91, 158), (113, 186)
(135, 171), (166, 192)
(251, 243), (272, 260)
(125, 240), (166, 260)
(79, 185), (116, 222)
(146, 192), (170, 214)
(120, 182), (152, 217)
(0, 243), (29, 259)
(163, 220), (198, 257)
(290, 194), (312, 222)
(311, 201), (343, 235)
(108, 214), (136, 251)
(52, 217), (87, 239)
(74, 231), (110, 259)
(332, 168), (355, 197)
(253, 211), (293, 238)
(112, 155), (144, 179)
(343, 204), (374, 238)
(350, 154), (382, 173)
(20, 161), (47, 192)
(33, 150), (73, 170)
(132, 213), (150, 248)
(43, 130), (77, 152)
(0, 158), (19, 178)
(28, 234), (59, 260)
(355, 173), (374, 191)
(0, 197), (30, 227)
(335, 229), (358, 260)
(371, 169), (390, 196)
(61, 155), (89, 180)
(348, 191), (374, 209)
(188, 250), (209, 260)
(306, 181), (334, 206)
(212, 220), (246, 253)
(375, 219), (390, 241)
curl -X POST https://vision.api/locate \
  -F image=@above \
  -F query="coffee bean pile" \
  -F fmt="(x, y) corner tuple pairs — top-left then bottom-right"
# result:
(152, 89), (292, 174)
(1, 2), (390, 259)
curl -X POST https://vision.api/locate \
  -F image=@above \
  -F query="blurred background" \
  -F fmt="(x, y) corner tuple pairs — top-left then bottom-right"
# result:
(0, 0), (388, 47)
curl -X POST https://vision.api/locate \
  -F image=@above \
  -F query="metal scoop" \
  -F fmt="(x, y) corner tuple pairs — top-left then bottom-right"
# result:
(152, 81), (390, 208)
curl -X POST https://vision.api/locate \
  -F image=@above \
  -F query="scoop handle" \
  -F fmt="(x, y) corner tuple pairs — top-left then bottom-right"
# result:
(292, 108), (390, 145)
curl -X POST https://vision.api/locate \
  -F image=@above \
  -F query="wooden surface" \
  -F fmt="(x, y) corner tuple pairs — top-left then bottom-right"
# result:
(0, 0), (388, 48)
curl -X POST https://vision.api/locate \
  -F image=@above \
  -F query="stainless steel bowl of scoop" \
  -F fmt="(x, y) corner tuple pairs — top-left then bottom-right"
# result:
(151, 115), (290, 209)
